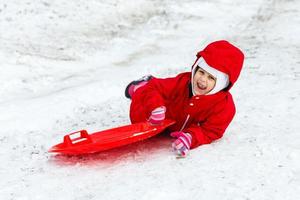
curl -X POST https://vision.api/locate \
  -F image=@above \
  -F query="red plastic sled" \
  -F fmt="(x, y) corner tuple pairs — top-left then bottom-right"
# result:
(48, 119), (175, 155)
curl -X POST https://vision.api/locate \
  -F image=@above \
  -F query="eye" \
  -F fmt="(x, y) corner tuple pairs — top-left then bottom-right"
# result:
(208, 75), (216, 81)
(198, 70), (205, 75)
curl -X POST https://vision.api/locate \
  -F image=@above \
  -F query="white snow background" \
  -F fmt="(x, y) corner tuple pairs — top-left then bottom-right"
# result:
(0, 0), (299, 199)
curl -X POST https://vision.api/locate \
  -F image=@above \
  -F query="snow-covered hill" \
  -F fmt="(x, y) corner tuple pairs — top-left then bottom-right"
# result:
(0, 0), (299, 199)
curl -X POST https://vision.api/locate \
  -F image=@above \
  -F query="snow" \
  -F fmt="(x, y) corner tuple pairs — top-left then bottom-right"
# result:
(0, 0), (299, 199)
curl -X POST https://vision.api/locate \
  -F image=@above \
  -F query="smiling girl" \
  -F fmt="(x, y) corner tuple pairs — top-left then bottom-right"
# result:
(125, 40), (244, 157)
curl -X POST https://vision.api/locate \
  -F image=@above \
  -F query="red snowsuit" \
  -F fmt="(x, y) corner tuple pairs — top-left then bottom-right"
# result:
(130, 40), (244, 149)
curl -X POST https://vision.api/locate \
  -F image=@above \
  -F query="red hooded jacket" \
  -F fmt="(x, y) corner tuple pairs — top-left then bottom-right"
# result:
(129, 40), (244, 149)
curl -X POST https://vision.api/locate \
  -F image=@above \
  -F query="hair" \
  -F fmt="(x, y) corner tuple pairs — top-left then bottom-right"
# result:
(194, 65), (200, 73)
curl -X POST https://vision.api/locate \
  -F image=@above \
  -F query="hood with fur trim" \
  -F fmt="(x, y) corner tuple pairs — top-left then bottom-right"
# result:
(191, 40), (244, 92)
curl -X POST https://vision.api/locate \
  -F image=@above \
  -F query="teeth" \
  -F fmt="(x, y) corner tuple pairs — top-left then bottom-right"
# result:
(197, 83), (206, 90)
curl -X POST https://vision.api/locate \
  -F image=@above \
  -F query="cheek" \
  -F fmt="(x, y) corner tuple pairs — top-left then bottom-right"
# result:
(193, 74), (199, 83)
(208, 80), (216, 88)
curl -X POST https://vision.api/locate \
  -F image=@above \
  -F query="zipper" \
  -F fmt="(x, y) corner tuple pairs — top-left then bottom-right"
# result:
(180, 114), (190, 131)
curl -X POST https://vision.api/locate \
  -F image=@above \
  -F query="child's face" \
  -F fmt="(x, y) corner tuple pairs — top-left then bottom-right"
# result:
(193, 67), (216, 95)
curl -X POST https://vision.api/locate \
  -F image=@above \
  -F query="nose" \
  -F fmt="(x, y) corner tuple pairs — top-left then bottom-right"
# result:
(199, 75), (207, 83)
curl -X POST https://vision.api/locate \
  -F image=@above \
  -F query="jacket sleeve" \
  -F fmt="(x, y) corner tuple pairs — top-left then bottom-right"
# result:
(183, 97), (236, 149)
(132, 73), (186, 115)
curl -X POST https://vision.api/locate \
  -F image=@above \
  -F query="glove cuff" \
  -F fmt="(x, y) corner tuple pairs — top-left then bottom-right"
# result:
(178, 132), (192, 149)
(149, 106), (166, 124)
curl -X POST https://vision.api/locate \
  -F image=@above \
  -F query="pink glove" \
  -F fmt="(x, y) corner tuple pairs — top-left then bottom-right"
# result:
(171, 131), (192, 157)
(148, 106), (166, 125)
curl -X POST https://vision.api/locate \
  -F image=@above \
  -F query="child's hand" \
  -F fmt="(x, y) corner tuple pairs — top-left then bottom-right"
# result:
(171, 131), (192, 157)
(148, 106), (166, 125)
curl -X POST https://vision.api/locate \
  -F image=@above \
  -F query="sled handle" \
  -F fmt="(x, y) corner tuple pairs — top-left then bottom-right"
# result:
(63, 130), (92, 146)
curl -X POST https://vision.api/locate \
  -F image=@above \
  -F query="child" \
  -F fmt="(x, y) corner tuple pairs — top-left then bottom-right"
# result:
(125, 40), (244, 157)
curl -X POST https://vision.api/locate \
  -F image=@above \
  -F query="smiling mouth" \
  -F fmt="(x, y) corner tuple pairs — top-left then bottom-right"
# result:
(197, 82), (207, 90)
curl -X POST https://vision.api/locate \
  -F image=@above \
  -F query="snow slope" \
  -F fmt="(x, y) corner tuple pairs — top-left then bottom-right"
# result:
(0, 0), (299, 199)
